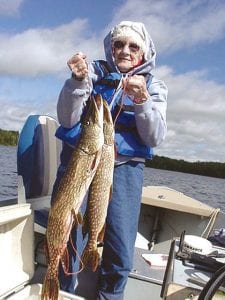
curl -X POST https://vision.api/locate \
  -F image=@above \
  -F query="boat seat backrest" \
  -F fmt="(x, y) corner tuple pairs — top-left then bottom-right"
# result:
(17, 115), (62, 198)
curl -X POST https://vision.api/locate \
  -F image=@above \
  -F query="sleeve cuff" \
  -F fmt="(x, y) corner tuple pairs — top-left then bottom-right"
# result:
(134, 98), (153, 113)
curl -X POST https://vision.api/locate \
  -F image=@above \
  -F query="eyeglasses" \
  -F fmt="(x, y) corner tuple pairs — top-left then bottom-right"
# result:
(113, 40), (140, 52)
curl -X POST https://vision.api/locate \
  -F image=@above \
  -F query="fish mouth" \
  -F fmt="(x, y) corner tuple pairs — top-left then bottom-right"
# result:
(92, 94), (104, 127)
(95, 94), (103, 109)
(83, 95), (103, 126)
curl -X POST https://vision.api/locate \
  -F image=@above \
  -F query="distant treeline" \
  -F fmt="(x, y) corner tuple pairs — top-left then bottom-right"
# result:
(146, 155), (225, 179)
(1, 129), (224, 179)
(0, 129), (19, 146)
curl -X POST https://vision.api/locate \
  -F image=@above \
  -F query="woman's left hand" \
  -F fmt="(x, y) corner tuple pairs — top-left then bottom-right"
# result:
(122, 75), (150, 104)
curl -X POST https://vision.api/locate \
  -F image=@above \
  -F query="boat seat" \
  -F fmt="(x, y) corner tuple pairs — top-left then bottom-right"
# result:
(17, 115), (62, 232)
(17, 115), (62, 199)
(34, 208), (49, 229)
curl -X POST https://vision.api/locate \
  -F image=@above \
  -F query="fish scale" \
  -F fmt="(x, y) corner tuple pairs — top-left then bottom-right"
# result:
(41, 95), (104, 300)
(81, 100), (115, 272)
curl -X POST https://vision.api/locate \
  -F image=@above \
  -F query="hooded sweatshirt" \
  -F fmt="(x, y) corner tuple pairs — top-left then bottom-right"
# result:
(57, 21), (168, 163)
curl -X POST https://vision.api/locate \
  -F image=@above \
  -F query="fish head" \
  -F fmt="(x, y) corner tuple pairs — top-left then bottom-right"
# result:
(79, 94), (104, 154)
(103, 100), (115, 145)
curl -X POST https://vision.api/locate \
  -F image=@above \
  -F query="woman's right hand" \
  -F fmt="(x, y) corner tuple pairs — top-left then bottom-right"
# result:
(67, 52), (88, 80)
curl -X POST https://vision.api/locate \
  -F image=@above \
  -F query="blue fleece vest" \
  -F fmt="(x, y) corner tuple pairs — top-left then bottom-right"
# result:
(56, 60), (153, 159)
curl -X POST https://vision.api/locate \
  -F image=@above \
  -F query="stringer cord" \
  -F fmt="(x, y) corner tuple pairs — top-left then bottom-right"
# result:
(113, 75), (129, 126)
(61, 214), (85, 276)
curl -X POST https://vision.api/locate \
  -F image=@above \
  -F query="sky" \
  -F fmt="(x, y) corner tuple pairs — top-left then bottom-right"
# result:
(0, 0), (225, 163)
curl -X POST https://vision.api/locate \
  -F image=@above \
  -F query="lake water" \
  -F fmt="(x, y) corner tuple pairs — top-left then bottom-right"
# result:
(0, 145), (225, 211)
(0, 146), (18, 201)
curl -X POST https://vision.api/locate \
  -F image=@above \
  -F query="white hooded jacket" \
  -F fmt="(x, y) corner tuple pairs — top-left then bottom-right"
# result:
(57, 21), (168, 163)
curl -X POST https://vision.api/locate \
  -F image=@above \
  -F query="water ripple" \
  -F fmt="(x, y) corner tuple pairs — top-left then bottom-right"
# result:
(1, 146), (225, 212)
(144, 168), (225, 211)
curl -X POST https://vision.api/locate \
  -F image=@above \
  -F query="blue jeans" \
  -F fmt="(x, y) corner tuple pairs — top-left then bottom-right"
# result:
(51, 144), (144, 299)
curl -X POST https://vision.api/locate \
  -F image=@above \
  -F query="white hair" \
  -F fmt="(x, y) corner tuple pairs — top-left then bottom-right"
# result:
(111, 21), (147, 54)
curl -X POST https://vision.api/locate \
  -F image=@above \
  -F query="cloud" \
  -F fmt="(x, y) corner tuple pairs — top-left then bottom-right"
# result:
(1, 63), (224, 162)
(1, 1), (225, 76)
(0, 19), (102, 76)
(0, 0), (24, 16)
(0, 75), (60, 131)
(108, 0), (225, 54)
(153, 66), (225, 162)
(0, 95), (57, 131)
(0, 0), (225, 162)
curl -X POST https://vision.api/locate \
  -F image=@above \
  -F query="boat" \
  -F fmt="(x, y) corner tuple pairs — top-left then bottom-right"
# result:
(1, 114), (225, 299)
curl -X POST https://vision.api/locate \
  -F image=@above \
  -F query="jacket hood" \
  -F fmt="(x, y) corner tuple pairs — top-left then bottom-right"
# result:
(104, 21), (156, 75)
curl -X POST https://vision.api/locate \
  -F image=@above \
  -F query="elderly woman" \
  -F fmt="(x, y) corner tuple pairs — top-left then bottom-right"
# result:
(53, 21), (168, 300)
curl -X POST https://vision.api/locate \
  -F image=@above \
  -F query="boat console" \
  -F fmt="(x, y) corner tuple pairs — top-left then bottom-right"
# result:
(161, 233), (225, 299)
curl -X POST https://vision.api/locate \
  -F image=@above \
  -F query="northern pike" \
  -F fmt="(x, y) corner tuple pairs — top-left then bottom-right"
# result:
(41, 95), (104, 300)
(81, 100), (115, 272)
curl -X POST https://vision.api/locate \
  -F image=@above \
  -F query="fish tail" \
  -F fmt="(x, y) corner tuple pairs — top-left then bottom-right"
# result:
(71, 209), (83, 228)
(81, 246), (100, 272)
(41, 273), (60, 300)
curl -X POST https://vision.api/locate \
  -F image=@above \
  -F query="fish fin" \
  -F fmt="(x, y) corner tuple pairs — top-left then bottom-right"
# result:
(109, 185), (113, 201)
(81, 247), (100, 272)
(42, 236), (49, 264)
(71, 209), (83, 227)
(82, 211), (88, 239)
(61, 247), (69, 274)
(114, 142), (118, 158)
(91, 148), (102, 171)
(91, 154), (98, 170)
(41, 272), (60, 300)
(97, 224), (106, 244)
(76, 211), (83, 224)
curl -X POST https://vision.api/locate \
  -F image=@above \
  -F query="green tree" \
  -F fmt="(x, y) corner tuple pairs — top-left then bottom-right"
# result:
(0, 129), (19, 146)
(146, 155), (225, 179)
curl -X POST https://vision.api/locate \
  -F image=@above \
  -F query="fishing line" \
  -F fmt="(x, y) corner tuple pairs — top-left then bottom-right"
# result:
(61, 214), (85, 276)
(108, 75), (124, 111)
(113, 74), (129, 126)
